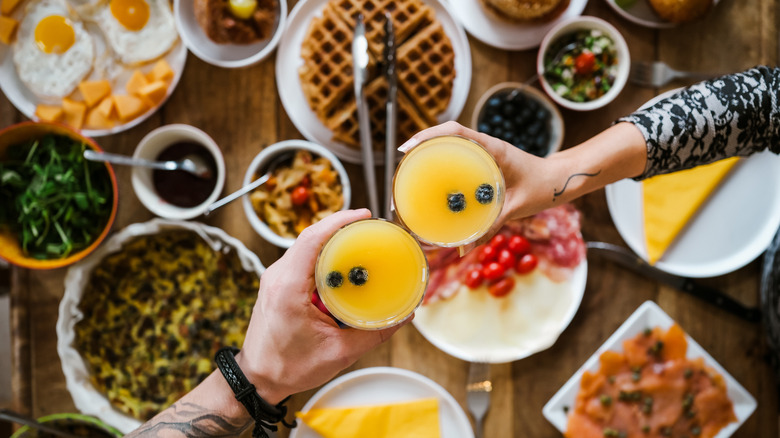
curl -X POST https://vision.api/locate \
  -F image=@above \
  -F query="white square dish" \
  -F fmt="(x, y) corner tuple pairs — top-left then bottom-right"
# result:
(542, 300), (757, 437)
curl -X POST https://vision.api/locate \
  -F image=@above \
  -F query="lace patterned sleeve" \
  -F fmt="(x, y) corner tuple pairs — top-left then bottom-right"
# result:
(616, 66), (780, 180)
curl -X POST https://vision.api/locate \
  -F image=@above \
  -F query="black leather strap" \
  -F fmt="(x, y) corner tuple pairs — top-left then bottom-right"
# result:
(214, 347), (296, 438)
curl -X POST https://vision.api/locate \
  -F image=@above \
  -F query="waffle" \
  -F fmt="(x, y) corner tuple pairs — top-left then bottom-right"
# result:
(329, 0), (435, 58)
(326, 76), (432, 149)
(396, 19), (455, 125)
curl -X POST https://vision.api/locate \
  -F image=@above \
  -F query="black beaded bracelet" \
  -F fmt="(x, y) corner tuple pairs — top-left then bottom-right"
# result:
(214, 347), (296, 438)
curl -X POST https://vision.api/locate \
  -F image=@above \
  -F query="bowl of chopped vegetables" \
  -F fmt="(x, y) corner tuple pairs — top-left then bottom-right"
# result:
(537, 16), (630, 111)
(242, 139), (350, 248)
(0, 121), (118, 269)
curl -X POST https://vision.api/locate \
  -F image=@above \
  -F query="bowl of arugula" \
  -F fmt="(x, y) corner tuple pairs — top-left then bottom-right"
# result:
(0, 122), (118, 269)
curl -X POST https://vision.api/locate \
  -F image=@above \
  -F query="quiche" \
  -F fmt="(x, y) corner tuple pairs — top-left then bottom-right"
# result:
(74, 230), (260, 420)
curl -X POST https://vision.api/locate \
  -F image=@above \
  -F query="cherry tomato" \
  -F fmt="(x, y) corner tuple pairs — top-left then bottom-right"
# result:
(508, 235), (531, 256)
(497, 248), (516, 271)
(574, 51), (596, 75)
(477, 245), (498, 264)
(464, 269), (484, 289)
(482, 262), (506, 281)
(515, 253), (538, 274)
(291, 185), (310, 206)
(488, 277), (515, 298)
(489, 234), (507, 250)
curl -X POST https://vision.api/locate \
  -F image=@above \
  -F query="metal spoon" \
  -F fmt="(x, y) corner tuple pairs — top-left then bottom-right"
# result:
(203, 151), (294, 216)
(83, 150), (213, 179)
(0, 409), (82, 438)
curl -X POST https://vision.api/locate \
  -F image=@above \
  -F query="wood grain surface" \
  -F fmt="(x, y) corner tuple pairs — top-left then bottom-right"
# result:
(3, 0), (778, 436)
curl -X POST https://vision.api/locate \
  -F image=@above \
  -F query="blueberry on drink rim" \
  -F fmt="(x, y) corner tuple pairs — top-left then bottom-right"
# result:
(476, 184), (494, 204)
(348, 266), (369, 286)
(447, 192), (466, 212)
(326, 271), (343, 288)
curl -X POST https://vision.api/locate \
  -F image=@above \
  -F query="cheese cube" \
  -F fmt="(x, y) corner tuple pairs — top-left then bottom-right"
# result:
(113, 94), (148, 122)
(35, 104), (63, 122)
(85, 106), (115, 130)
(147, 59), (174, 83)
(0, 15), (17, 45)
(125, 69), (149, 96)
(78, 79), (111, 108)
(62, 98), (86, 130)
(95, 95), (115, 118)
(0, 0), (22, 15)
(138, 81), (168, 107)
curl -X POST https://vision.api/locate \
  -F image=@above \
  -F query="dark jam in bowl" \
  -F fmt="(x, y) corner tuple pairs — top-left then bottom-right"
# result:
(153, 142), (217, 208)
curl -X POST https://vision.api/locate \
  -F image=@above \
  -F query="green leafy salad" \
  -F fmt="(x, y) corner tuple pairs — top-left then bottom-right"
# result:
(0, 134), (113, 259)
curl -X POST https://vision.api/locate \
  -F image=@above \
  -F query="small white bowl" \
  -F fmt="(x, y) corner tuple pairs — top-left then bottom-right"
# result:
(471, 82), (564, 157)
(242, 139), (351, 248)
(174, 0), (287, 68)
(537, 16), (630, 111)
(132, 124), (225, 219)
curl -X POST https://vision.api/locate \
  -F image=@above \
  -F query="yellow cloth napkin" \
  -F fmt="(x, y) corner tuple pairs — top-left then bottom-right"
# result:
(642, 157), (740, 264)
(295, 398), (441, 438)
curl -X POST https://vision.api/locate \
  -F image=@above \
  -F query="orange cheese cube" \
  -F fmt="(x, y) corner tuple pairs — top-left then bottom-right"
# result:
(62, 98), (86, 130)
(35, 104), (63, 123)
(0, 0), (22, 15)
(0, 15), (18, 45)
(113, 94), (148, 122)
(95, 95), (115, 118)
(147, 59), (174, 83)
(85, 106), (115, 130)
(125, 69), (149, 96)
(138, 80), (168, 107)
(78, 79), (111, 108)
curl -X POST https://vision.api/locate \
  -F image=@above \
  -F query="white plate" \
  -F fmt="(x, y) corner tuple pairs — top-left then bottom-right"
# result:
(291, 367), (473, 438)
(447, 0), (587, 51)
(0, 2), (186, 138)
(604, 0), (720, 28)
(276, 0), (472, 165)
(543, 300), (757, 437)
(606, 89), (780, 278)
(413, 261), (587, 364)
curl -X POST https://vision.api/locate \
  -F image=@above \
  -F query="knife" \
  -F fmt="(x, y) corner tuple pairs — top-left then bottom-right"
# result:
(352, 14), (380, 215)
(586, 241), (761, 322)
(383, 13), (397, 220)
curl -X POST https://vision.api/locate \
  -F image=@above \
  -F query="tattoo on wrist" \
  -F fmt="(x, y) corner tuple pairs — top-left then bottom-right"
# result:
(553, 170), (602, 201)
(124, 401), (251, 437)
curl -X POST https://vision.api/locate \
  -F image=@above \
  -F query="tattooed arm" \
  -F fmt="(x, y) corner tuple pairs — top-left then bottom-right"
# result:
(126, 209), (407, 437)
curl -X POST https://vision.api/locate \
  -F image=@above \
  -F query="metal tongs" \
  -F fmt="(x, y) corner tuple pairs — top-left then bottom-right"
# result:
(352, 14), (380, 215)
(383, 13), (397, 220)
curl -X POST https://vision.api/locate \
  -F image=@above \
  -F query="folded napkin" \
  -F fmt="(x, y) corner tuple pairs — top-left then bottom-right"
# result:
(295, 397), (441, 438)
(642, 157), (740, 264)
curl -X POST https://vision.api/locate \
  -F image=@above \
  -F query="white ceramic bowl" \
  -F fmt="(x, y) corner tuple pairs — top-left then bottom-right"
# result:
(536, 16), (630, 111)
(174, 0), (287, 68)
(132, 124), (225, 219)
(471, 82), (564, 157)
(242, 139), (351, 248)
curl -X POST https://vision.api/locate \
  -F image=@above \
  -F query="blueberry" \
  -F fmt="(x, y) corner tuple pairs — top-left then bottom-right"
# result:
(492, 127), (504, 139)
(448, 192), (466, 212)
(475, 184), (494, 205)
(502, 119), (514, 131)
(536, 108), (550, 122)
(489, 114), (503, 126)
(487, 96), (502, 110)
(502, 102), (515, 116)
(527, 121), (542, 136)
(526, 99), (539, 112)
(519, 107), (533, 124)
(326, 271), (344, 288)
(348, 267), (368, 286)
(477, 122), (490, 133)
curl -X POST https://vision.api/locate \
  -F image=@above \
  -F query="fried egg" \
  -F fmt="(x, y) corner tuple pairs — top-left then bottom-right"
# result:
(92, 0), (177, 64)
(13, 0), (95, 99)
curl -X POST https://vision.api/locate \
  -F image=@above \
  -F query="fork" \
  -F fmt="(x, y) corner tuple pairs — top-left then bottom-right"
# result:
(629, 61), (719, 88)
(466, 362), (492, 438)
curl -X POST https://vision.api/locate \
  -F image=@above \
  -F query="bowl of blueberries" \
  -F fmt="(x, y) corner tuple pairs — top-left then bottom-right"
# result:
(472, 82), (564, 157)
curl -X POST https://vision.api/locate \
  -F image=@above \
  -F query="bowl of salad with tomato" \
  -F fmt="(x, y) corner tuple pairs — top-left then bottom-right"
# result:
(242, 139), (351, 248)
(537, 16), (630, 111)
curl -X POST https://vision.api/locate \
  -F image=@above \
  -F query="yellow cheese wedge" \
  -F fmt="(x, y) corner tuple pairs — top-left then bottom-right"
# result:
(35, 104), (63, 122)
(126, 69), (149, 96)
(296, 398), (441, 438)
(78, 79), (112, 108)
(642, 157), (740, 264)
(113, 94), (148, 122)
(62, 98), (86, 130)
(147, 59), (174, 83)
(0, 15), (18, 45)
(95, 95), (115, 119)
(138, 80), (168, 107)
(85, 106), (115, 130)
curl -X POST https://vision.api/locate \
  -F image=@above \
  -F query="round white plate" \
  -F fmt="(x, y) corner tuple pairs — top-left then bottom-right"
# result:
(291, 367), (473, 438)
(447, 0), (587, 51)
(276, 0), (472, 165)
(604, 0), (720, 28)
(0, 3), (186, 138)
(605, 89), (780, 278)
(413, 261), (587, 364)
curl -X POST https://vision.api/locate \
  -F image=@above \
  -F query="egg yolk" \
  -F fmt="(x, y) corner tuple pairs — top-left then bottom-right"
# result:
(229, 0), (257, 20)
(34, 15), (75, 54)
(110, 0), (149, 31)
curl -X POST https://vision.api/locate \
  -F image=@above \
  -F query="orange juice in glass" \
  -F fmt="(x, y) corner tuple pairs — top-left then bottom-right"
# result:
(315, 219), (428, 330)
(393, 135), (505, 247)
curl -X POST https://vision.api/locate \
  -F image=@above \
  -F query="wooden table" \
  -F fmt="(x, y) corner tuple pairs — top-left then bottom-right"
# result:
(2, 0), (778, 435)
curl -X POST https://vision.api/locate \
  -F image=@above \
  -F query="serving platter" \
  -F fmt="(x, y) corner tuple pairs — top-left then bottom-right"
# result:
(276, 0), (472, 165)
